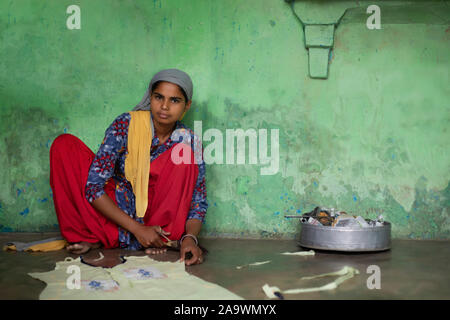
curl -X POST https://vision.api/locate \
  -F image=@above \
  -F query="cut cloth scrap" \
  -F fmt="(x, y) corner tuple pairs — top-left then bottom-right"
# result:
(3, 237), (67, 252)
(299, 265), (357, 280)
(29, 255), (243, 300)
(236, 250), (314, 270)
(262, 266), (359, 298)
(236, 260), (271, 269)
(280, 250), (315, 256)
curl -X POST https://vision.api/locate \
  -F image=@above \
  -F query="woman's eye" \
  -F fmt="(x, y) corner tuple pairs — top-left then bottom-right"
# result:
(171, 98), (180, 103)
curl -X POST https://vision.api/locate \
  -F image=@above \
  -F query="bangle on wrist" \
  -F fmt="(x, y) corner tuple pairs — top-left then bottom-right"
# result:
(180, 234), (198, 246)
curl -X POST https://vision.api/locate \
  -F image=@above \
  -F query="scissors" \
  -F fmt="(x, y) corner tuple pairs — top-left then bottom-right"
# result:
(156, 228), (179, 249)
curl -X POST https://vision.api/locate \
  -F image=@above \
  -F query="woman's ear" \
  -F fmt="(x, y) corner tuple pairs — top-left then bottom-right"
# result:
(184, 100), (192, 112)
(179, 100), (192, 121)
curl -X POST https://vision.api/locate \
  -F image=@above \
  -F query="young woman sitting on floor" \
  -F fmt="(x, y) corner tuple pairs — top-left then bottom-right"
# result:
(49, 69), (207, 266)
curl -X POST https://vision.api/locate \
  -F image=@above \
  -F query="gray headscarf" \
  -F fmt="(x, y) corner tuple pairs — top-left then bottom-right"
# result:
(133, 68), (193, 111)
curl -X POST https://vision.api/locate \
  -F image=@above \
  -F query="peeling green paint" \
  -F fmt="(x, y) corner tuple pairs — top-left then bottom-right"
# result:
(0, 0), (448, 239)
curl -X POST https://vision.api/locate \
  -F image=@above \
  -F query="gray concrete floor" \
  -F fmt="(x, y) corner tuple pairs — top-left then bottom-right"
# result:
(0, 232), (449, 300)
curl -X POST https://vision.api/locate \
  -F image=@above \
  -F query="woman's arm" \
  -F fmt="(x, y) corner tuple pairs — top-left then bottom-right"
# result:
(179, 135), (208, 265)
(91, 194), (140, 232)
(185, 218), (202, 238)
(85, 113), (130, 203)
(91, 194), (166, 248)
(180, 218), (204, 265)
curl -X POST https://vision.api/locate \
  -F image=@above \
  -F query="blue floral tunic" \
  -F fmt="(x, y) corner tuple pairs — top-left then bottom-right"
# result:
(85, 112), (207, 250)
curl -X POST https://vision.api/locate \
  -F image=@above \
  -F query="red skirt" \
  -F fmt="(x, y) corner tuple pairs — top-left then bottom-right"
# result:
(49, 134), (198, 249)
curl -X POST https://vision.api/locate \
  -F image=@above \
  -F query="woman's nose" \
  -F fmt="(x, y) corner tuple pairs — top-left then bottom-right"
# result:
(161, 99), (169, 110)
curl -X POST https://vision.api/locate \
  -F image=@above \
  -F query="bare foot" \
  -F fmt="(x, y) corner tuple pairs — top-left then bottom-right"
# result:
(66, 242), (101, 255)
(145, 247), (167, 255)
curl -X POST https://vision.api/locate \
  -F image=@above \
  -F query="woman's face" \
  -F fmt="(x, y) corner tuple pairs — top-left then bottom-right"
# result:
(150, 81), (191, 126)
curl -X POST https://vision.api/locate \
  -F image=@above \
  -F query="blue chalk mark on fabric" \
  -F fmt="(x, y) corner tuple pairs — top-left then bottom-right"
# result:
(138, 269), (153, 278)
(89, 281), (102, 290)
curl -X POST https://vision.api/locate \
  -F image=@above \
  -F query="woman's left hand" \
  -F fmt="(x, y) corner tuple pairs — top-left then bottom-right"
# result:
(180, 237), (203, 266)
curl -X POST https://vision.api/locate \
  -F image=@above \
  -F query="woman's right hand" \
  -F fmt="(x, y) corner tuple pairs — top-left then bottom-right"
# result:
(133, 224), (170, 248)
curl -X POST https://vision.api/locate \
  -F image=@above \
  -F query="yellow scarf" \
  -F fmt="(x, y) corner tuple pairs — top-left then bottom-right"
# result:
(125, 111), (153, 218)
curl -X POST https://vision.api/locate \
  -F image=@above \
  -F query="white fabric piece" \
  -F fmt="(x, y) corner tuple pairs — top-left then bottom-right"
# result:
(236, 260), (271, 269)
(29, 256), (243, 300)
(92, 252), (104, 261)
(280, 250), (315, 256)
(262, 266), (359, 298)
(299, 265), (356, 280)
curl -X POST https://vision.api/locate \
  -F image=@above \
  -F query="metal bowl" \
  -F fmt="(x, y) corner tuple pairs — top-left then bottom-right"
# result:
(297, 221), (391, 252)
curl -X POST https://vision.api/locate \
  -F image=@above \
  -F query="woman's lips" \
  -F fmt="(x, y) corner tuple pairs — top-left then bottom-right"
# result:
(158, 113), (170, 119)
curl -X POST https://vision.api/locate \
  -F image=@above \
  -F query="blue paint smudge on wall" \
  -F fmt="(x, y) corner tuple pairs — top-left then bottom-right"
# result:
(215, 47), (219, 60)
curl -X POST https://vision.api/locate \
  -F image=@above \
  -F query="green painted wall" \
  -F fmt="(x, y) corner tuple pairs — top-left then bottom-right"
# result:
(0, 0), (448, 239)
